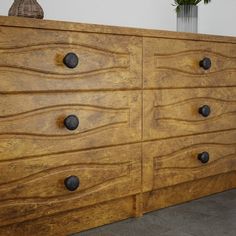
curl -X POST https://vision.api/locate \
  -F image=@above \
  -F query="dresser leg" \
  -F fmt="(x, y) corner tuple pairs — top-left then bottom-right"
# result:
(134, 193), (143, 217)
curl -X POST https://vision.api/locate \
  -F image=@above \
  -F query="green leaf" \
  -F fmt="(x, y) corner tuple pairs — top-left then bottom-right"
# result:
(173, 0), (211, 11)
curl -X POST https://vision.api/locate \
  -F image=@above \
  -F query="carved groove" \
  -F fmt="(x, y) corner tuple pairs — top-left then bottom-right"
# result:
(154, 142), (236, 162)
(155, 111), (236, 123)
(0, 162), (131, 187)
(0, 43), (130, 56)
(0, 65), (130, 77)
(0, 175), (131, 227)
(0, 173), (130, 203)
(152, 67), (236, 78)
(154, 97), (236, 108)
(154, 49), (236, 75)
(154, 153), (236, 172)
(0, 104), (129, 120)
(0, 43), (131, 76)
(154, 67), (236, 76)
(0, 66), (129, 79)
(154, 49), (236, 59)
(0, 121), (128, 139)
(0, 103), (130, 138)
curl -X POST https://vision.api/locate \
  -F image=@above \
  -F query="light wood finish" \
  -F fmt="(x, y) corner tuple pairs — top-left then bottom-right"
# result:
(144, 38), (236, 88)
(0, 91), (141, 160)
(0, 144), (141, 228)
(0, 15), (236, 235)
(0, 26), (142, 92)
(0, 196), (135, 236)
(143, 88), (236, 141)
(143, 171), (236, 213)
(143, 130), (236, 192)
(1, 16), (236, 44)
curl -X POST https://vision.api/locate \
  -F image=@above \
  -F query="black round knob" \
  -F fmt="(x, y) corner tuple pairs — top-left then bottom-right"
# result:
(64, 176), (80, 191)
(199, 57), (211, 70)
(198, 152), (210, 164)
(64, 115), (79, 131)
(199, 105), (211, 117)
(63, 53), (79, 69)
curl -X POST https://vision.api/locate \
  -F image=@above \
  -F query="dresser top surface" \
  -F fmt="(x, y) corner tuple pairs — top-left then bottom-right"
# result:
(0, 15), (236, 44)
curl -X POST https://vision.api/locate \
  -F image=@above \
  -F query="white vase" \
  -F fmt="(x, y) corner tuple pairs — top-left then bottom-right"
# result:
(177, 5), (198, 33)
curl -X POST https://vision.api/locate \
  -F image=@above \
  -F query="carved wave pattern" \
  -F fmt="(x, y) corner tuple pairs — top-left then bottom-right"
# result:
(0, 43), (131, 77)
(154, 49), (236, 75)
(0, 162), (131, 199)
(153, 142), (236, 189)
(154, 97), (236, 125)
(0, 104), (129, 138)
(0, 160), (133, 227)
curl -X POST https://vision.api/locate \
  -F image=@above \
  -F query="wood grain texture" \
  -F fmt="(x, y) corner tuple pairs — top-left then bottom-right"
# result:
(143, 171), (236, 213)
(1, 16), (236, 44)
(143, 88), (236, 141)
(143, 130), (236, 192)
(0, 196), (136, 236)
(0, 91), (141, 161)
(144, 38), (236, 88)
(0, 26), (142, 92)
(1, 16), (236, 235)
(0, 144), (141, 227)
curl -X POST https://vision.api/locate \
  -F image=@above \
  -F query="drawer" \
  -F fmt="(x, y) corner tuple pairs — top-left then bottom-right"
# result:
(143, 87), (236, 141)
(143, 130), (236, 192)
(0, 26), (142, 92)
(0, 196), (137, 236)
(143, 172), (236, 214)
(0, 91), (141, 160)
(144, 38), (236, 88)
(0, 144), (141, 227)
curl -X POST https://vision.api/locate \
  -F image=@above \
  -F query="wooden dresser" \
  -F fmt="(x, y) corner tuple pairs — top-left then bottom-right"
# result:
(0, 16), (236, 236)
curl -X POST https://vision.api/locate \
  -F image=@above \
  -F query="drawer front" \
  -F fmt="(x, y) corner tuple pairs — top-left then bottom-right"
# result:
(0, 91), (141, 160)
(0, 144), (141, 227)
(143, 88), (236, 141)
(0, 196), (136, 236)
(0, 26), (142, 92)
(144, 38), (236, 88)
(143, 130), (236, 192)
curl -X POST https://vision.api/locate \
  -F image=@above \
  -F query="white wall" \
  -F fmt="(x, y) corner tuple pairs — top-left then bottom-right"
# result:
(0, 0), (236, 36)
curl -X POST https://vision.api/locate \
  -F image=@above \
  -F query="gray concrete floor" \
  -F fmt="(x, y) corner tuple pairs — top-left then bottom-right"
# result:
(72, 189), (236, 236)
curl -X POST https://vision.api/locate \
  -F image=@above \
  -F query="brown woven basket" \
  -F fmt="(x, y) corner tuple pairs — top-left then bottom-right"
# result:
(8, 0), (44, 19)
